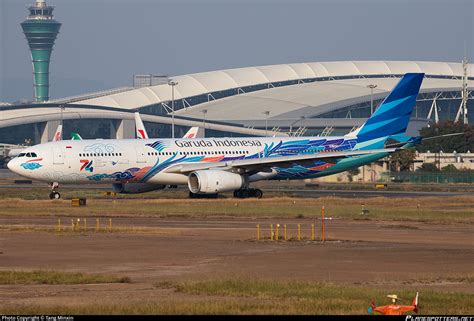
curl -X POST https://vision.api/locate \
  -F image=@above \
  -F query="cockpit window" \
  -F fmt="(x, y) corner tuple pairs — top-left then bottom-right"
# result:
(18, 152), (38, 158)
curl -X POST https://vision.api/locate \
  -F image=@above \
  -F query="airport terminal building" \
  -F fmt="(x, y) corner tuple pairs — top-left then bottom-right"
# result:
(0, 60), (472, 145)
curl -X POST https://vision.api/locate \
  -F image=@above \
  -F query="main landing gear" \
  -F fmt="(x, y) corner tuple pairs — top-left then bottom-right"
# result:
(49, 182), (61, 199)
(233, 188), (263, 199)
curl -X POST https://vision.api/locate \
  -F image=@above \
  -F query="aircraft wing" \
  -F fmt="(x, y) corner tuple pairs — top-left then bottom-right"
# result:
(164, 148), (396, 174)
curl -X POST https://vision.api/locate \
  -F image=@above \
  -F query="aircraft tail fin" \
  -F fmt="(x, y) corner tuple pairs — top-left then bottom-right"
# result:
(183, 127), (204, 139)
(134, 112), (149, 139)
(412, 292), (419, 307)
(71, 132), (82, 140)
(412, 292), (419, 313)
(356, 73), (424, 144)
(52, 124), (63, 142)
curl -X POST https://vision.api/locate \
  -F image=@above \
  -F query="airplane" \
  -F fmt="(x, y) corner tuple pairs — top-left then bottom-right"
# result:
(71, 132), (82, 140)
(8, 73), (425, 200)
(369, 292), (419, 315)
(134, 111), (203, 139)
(4, 123), (64, 160)
(183, 126), (204, 139)
(52, 124), (63, 142)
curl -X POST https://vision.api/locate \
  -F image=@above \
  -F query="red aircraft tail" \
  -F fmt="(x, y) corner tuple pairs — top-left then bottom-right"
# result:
(412, 292), (419, 313)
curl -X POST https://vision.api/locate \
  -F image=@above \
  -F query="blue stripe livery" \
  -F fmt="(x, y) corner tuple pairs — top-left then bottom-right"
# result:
(356, 73), (424, 145)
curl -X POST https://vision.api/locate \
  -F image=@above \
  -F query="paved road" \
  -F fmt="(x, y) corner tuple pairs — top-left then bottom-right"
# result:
(0, 183), (471, 198)
(266, 188), (473, 198)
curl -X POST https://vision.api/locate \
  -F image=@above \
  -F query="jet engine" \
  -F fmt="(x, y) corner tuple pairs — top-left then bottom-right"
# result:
(112, 183), (166, 194)
(188, 170), (246, 194)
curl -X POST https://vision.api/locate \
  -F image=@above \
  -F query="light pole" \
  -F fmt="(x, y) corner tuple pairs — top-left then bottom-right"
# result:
(168, 80), (178, 138)
(59, 104), (65, 124)
(289, 116), (305, 136)
(202, 109), (208, 128)
(367, 84), (377, 115)
(263, 111), (270, 136)
(59, 104), (65, 140)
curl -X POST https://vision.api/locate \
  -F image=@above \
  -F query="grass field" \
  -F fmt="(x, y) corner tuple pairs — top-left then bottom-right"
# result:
(0, 194), (473, 223)
(1, 279), (472, 315)
(0, 270), (130, 285)
(1, 185), (472, 315)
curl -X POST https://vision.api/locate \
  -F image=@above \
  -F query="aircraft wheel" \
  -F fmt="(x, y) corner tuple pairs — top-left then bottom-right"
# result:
(254, 189), (263, 199)
(50, 191), (61, 199)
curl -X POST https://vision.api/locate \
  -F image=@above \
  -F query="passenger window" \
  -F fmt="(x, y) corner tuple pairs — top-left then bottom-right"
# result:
(31, 153), (37, 157)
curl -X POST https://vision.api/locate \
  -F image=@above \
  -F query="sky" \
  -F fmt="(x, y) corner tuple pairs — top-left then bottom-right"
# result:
(0, 0), (472, 102)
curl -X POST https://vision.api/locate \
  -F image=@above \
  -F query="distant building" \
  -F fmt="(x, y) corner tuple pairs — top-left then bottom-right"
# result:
(317, 152), (474, 183)
(0, 60), (472, 144)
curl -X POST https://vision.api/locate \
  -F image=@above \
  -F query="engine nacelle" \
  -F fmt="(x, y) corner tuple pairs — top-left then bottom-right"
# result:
(112, 183), (166, 194)
(188, 170), (246, 194)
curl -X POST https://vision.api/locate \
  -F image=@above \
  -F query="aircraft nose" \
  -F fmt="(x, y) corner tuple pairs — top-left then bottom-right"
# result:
(7, 158), (18, 173)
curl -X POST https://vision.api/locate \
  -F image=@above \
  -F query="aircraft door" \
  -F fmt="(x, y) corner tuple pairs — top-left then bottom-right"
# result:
(52, 147), (64, 165)
(134, 145), (147, 163)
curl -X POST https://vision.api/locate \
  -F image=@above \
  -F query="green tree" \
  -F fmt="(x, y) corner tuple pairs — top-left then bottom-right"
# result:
(417, 163), (439, 172)
(441, 164), (458, 172)
(418, 121), (473, 153)
(346, 167), (360, 182)
(390, 149), (417, 172)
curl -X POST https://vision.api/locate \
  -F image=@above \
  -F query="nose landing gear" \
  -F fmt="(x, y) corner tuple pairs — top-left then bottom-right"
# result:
(49, 182), (61, 199)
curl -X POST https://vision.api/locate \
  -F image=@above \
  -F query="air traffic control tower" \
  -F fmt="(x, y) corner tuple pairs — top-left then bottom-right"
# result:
(21, 0), (61, 102)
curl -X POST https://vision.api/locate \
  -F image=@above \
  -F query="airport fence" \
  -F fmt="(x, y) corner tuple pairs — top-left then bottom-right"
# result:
(390, 172), (474, 184)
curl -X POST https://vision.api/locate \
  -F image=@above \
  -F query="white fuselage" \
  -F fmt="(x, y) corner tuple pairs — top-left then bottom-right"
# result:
(7, 135), (361, 186)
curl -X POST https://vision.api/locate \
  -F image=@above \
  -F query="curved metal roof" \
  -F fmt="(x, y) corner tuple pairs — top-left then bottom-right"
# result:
(176, 77), (473, 123)
(70, 60), (473, 109)
(0, 61), (472, 137)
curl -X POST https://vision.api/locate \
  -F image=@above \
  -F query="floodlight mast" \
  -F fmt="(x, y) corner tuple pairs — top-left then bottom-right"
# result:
(168, 80), (178, 138)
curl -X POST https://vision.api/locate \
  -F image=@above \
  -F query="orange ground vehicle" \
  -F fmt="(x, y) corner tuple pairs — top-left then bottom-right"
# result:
(369, 292), (419, 315)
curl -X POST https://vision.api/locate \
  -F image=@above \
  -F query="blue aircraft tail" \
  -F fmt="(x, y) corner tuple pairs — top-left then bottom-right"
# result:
(354, 73), (424, 148)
